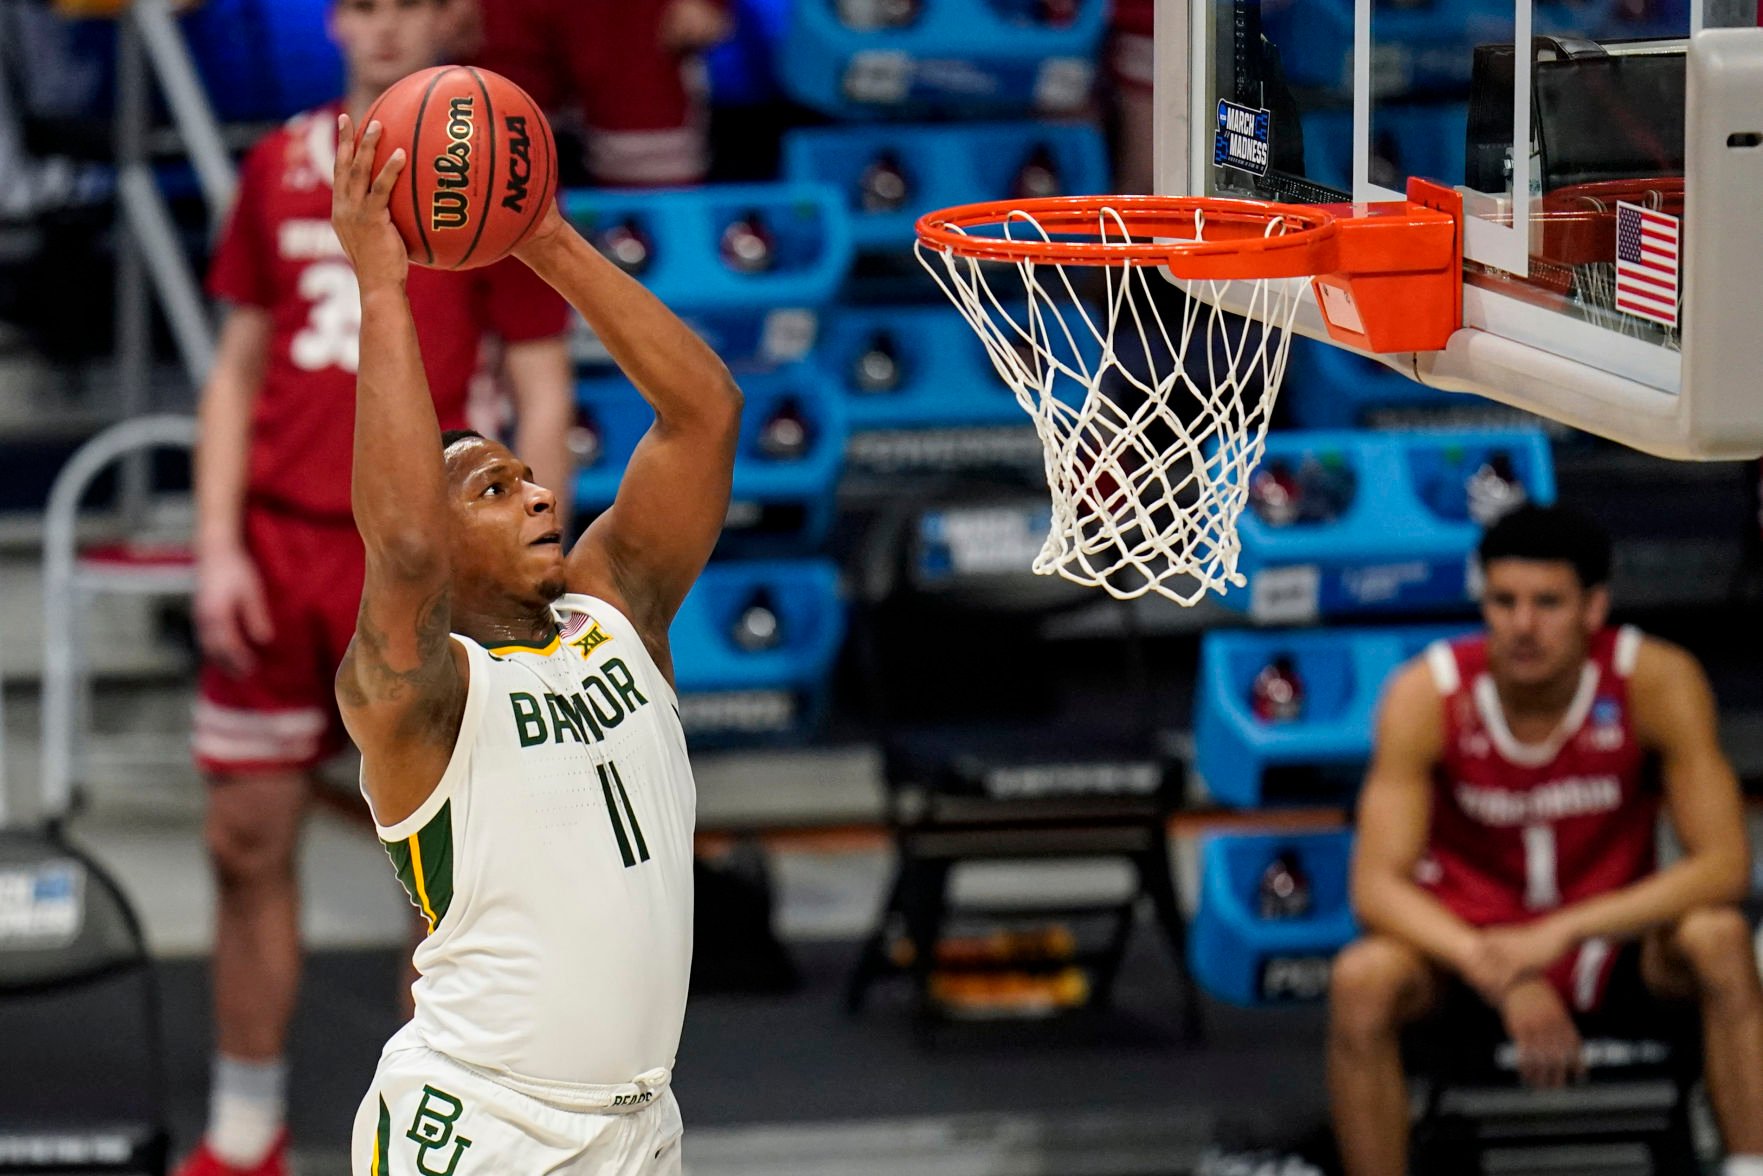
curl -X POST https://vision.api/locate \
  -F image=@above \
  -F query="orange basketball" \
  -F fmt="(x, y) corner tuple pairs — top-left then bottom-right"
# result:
(361, 65), (557, 271)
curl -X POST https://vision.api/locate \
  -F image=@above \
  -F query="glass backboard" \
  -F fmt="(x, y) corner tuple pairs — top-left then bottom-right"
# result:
(1154, 0), (1763, 459)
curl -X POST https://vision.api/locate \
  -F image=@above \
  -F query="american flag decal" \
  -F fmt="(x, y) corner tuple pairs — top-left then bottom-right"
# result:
(1613, 201), (1680, 328)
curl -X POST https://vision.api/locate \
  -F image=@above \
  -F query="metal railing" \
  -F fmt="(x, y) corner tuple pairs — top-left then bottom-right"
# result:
(115, 0), (232, 394)
(0, 3), (231, 827)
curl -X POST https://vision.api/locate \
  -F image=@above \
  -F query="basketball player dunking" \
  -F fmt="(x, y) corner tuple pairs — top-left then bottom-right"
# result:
(1328, 504), (1763, 1176)
(330, 119), (738, 1174)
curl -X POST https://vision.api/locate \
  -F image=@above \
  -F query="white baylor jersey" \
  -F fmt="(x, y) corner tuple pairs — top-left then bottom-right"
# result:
(368, 594), (696, 1087)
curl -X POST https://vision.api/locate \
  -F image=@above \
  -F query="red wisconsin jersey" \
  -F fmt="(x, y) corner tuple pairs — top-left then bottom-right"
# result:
(1419, 625), (1660, 927)
(208, 104), (569, 520)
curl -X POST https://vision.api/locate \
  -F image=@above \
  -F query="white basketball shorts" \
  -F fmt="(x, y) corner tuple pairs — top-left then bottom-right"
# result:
(351, 1027), (682, 1176)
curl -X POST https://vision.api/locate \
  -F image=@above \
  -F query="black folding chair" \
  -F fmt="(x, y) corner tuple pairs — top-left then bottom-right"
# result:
(1406, 969), (1702, 1176)
(0, 826), (169, 1175)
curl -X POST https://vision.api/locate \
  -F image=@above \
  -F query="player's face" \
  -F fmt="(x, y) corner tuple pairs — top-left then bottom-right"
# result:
(330, 0), (446, 97)
(444, 438), (567, 607)
(1480, 559), (1608, 690)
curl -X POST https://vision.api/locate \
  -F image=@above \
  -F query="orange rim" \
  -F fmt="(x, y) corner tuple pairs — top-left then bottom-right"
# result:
(915, 195), (1343, 280)
(919, 182), (1464, 355)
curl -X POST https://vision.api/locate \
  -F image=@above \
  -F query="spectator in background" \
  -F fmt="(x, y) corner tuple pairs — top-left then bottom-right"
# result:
(1327, 504), (1763, 1176)
(460, 0), (732, 186)
(178, 2), (573, 1174)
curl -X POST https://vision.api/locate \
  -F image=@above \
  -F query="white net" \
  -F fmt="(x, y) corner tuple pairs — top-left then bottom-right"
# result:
(918, 207), (1305, 605)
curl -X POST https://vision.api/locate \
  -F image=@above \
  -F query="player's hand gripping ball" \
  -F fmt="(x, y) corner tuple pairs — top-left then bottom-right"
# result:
(361, 65), (557, 270)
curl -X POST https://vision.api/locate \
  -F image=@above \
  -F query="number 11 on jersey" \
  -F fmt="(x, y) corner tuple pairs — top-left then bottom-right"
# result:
(599, 761), (651, 868)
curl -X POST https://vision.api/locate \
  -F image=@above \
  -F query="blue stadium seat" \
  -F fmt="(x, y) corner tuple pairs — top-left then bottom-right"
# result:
(776, 0), (1107, 119)
(819, 304), (1023, 427)
(562, 183), (852, 371)
(782, 122), (1109, 252)
(669, 558), (847, 744)
(1225, 429), (1557, 620)
(574, 364), (848, 554)
(1193, 624), (1471, 809)
(1189, 828), (1358, 1007)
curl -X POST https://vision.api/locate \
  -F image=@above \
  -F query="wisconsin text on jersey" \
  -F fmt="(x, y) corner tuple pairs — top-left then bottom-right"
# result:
(1453, 775), (1625, 827)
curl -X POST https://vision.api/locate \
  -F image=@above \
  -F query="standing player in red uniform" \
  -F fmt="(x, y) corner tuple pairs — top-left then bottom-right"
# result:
(1328, 504), (1763, 1176)
(181, 3), (572, 1174)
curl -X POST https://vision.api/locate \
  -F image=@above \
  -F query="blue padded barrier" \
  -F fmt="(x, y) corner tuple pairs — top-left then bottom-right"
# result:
(1190, 829), (1358, 1006)
(776, 0), (1106, 120)
(1225, 429), (1556, 620)
(561, 183), (853, 370)
(1193, 624), (1471, 809)
(573, 365), (847, 553)
(781, 122), (1109, 252)
(670, 558), (847, 743)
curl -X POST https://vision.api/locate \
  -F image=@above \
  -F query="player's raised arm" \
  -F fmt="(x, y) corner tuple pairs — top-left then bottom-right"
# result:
(329, 117), (468, 825)
(512, 204), (742, 654)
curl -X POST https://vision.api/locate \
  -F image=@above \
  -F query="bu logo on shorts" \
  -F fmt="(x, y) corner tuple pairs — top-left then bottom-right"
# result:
(407, 1086), (474, 1176)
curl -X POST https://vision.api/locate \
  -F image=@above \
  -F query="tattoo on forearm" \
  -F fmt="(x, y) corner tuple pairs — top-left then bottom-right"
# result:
(338, 584), (461, 745)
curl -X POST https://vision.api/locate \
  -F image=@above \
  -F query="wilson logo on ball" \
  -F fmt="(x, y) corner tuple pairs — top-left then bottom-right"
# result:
(431, 95), (475, 231)
(373, 65), (553, 268)
(503, 116), (532, 215)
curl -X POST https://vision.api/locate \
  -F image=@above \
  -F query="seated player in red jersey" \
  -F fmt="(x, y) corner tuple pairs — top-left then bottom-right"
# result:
(178, 2), (572, 1175)
(1328, 504), (1763, 1176)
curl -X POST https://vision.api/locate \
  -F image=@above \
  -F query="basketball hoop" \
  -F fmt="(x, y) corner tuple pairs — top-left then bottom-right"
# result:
(916, 188), (1462, 605)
